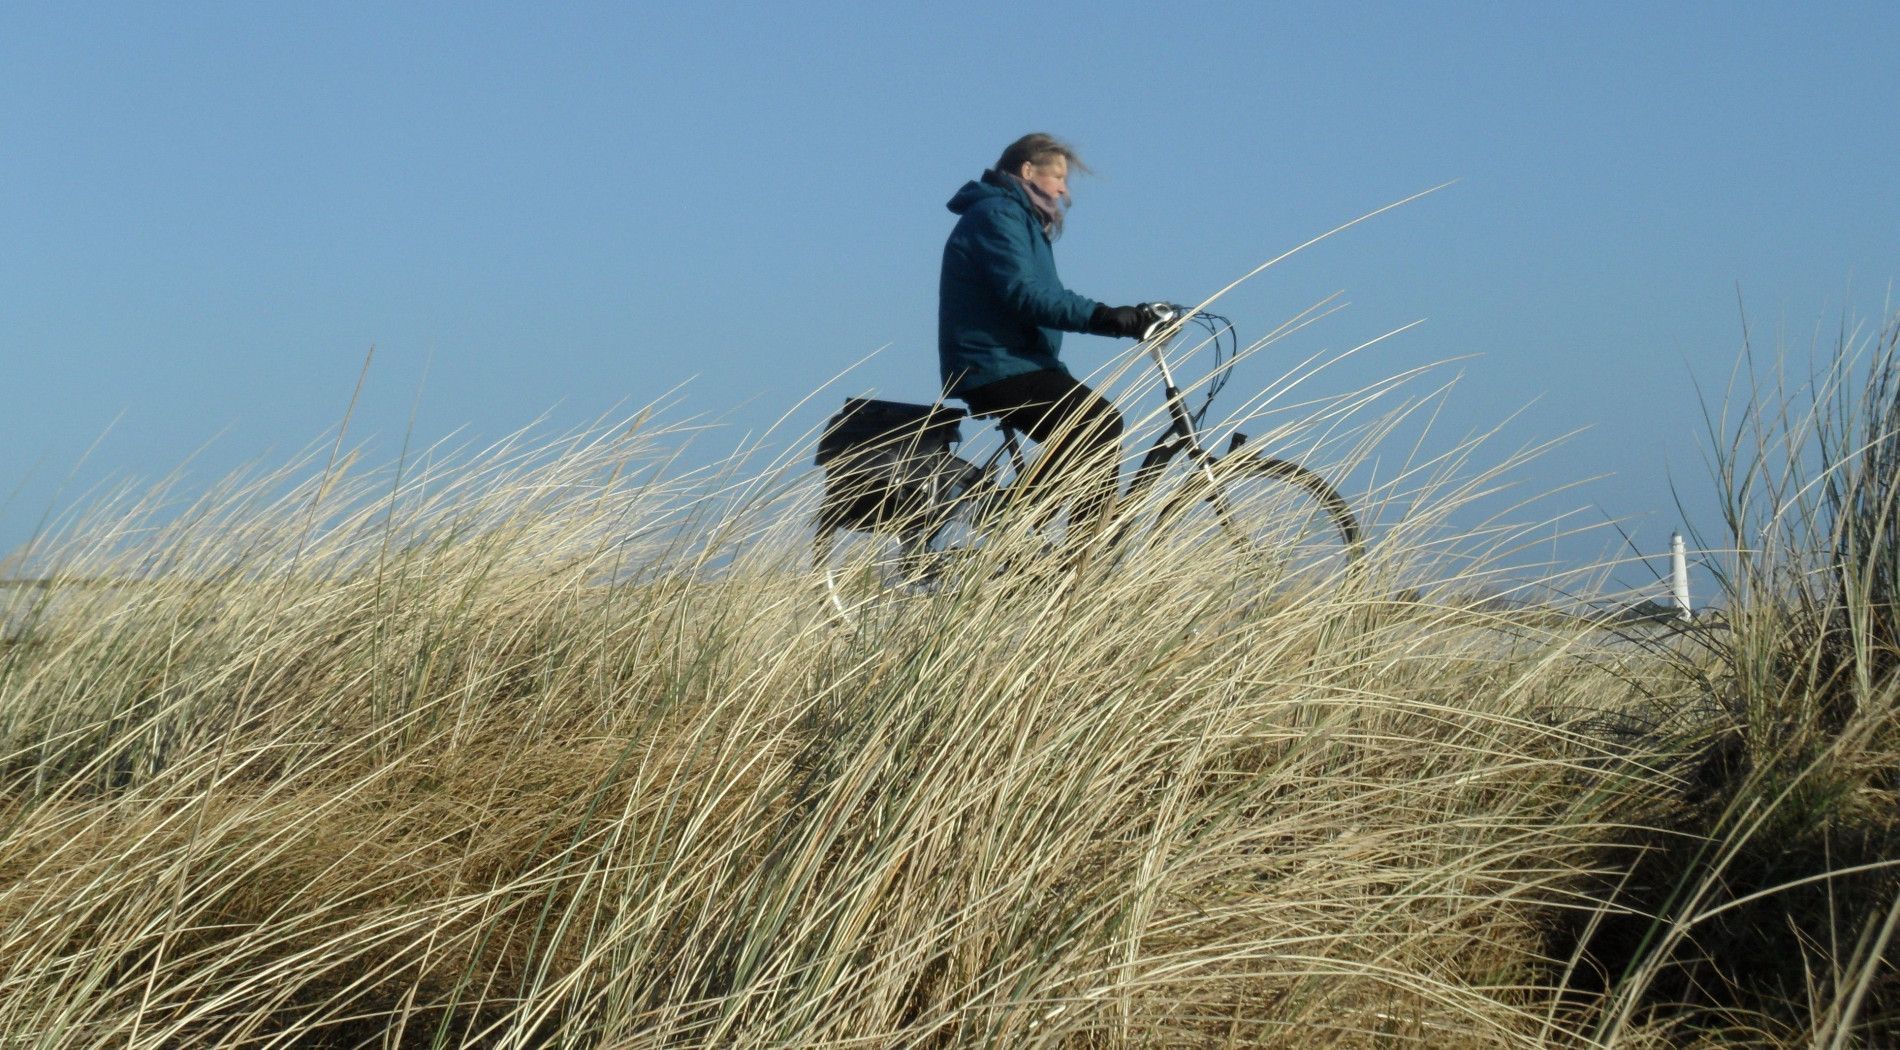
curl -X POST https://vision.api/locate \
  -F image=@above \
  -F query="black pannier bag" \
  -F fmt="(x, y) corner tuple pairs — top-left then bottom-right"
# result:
(816, 398), (981, 535)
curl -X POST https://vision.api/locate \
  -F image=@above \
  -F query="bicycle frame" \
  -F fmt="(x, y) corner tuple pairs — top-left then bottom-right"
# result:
(816, 303), (1364, 620)
(949, 305), (1236, 536)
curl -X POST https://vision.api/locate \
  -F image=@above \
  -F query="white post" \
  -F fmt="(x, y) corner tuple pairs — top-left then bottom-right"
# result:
(1670, 532), (1692, 620)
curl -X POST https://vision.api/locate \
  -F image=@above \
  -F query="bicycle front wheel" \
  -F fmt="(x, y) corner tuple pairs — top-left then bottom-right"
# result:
(1195, 450), (1364, 587)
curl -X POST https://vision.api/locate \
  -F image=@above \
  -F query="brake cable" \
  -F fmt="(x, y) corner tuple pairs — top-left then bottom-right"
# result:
(1186, 310), (1235, 428)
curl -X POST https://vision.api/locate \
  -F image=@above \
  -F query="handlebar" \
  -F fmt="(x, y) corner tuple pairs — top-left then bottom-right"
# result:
(1139, 302), (1187, 341)
(1132, 302), (1237, 427)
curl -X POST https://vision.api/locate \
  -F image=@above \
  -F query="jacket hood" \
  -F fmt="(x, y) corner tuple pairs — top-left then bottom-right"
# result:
(946, 169), (1028, 215)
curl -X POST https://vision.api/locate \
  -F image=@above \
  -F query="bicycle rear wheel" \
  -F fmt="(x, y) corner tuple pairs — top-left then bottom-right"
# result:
(813, 522), (937, 627)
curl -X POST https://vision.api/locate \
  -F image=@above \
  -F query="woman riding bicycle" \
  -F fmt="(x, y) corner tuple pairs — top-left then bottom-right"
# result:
(938, 133), (1157, 536)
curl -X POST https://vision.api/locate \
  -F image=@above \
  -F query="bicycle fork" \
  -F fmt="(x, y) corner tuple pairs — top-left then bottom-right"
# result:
(1128, 340), (1223, 499)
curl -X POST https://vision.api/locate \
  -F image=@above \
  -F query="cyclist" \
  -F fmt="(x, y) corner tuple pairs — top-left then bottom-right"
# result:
(938, 132), (1157, 537)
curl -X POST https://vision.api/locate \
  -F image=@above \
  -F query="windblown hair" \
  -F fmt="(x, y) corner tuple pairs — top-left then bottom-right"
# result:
(995, 133), (1091, 177)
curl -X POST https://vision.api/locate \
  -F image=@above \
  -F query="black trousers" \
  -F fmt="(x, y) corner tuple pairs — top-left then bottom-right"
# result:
(960, 369), (1125, 531)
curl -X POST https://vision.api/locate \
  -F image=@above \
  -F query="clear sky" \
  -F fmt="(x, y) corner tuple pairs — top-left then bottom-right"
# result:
(4, 1), (1896, 595)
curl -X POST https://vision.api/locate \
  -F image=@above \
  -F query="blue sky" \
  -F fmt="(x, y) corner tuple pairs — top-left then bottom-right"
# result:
(4, 1), (1895, 594)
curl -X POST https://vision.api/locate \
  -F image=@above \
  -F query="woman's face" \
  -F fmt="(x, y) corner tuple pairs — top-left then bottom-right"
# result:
(1019, 156), (1070, 205)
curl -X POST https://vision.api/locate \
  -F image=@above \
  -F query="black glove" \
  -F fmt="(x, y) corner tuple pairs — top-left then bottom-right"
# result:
(1088, 303), (1155, 339)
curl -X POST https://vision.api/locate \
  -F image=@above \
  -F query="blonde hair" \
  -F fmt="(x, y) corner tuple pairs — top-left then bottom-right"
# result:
(994, 133), (1090, 177)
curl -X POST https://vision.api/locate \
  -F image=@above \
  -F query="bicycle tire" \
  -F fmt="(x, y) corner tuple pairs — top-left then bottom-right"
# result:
(1178, 450), (1365, 587)
(814, 522), (935, 627)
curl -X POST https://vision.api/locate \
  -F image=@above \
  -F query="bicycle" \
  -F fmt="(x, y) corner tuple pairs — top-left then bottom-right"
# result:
(812, 304), (1365, 624)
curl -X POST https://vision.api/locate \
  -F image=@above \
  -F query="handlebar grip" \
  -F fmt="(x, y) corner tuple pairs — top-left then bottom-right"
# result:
(1137, 302), (1185, 341)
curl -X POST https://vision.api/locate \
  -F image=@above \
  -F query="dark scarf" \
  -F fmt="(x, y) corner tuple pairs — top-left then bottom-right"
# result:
(1006, 172), (1067, 240)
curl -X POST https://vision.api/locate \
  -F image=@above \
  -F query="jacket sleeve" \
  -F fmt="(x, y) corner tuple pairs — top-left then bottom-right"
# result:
(959, 202), (1100, 332)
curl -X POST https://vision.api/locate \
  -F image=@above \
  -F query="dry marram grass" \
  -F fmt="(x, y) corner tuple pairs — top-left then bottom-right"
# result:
(0, 349), (1891, 1047)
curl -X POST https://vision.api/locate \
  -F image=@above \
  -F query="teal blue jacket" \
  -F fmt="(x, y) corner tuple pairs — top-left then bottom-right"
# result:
(938, 170), (1101, 398)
